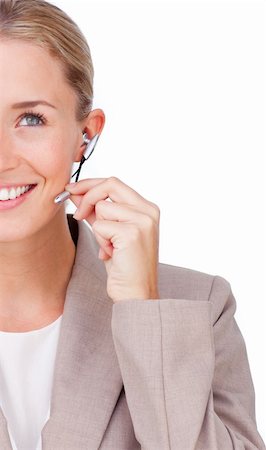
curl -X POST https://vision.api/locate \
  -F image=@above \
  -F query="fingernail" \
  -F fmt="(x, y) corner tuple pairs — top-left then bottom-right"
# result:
(73, 209), (81, 219)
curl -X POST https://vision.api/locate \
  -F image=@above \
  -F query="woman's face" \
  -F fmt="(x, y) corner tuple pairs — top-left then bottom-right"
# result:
(0, 40), (89, 242)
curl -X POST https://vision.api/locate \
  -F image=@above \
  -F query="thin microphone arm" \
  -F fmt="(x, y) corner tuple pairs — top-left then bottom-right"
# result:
(54, 133), (100, 204)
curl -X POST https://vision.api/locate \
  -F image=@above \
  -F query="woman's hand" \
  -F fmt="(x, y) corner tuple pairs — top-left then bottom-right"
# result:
(65, 177), (160, 303)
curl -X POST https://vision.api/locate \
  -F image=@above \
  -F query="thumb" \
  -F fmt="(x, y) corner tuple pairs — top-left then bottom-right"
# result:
(98, 247), (111, 260)
(67, 193), (83, 208)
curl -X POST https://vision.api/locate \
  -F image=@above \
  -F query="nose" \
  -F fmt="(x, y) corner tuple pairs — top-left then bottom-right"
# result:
(0, 133), (20, 173)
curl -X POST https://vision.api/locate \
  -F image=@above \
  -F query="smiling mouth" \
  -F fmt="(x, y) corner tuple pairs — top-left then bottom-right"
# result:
(0, 184), (37, 203)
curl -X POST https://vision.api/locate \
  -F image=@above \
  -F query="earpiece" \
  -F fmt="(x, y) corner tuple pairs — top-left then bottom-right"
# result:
(54, 131), (100, 203)
(81, 133), (100, 160)
(82, 132), (90, 146)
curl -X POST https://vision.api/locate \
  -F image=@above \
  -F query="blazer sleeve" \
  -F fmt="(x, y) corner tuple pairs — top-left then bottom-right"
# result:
(111, 275), (265, 450)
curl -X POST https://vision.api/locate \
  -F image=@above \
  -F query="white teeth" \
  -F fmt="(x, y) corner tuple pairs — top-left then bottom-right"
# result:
(16, 186), (22, 197)
(9, 188), (17, 200)
(0, 184), (32, 201)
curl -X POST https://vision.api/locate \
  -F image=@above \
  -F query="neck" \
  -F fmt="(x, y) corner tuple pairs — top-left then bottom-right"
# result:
(0, 209), (76, 327)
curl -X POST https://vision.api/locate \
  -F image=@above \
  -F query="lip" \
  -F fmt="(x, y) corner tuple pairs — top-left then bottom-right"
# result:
(0, 184), (37, 211)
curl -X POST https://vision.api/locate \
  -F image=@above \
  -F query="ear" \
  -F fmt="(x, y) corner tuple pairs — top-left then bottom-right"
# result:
(74, 108), (105, 162)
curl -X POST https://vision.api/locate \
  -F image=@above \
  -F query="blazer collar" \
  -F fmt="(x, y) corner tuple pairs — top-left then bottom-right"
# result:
(0, 215), (123, 449)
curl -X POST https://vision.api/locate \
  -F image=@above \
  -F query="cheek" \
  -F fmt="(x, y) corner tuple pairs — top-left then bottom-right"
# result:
(40, 146), (67, 177)
(24, 139), (73, 182)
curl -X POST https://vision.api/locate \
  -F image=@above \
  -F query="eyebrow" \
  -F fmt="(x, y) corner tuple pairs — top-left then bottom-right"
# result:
(11, 100), (57, 110)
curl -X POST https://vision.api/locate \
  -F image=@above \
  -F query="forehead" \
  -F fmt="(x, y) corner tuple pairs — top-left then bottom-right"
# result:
(0, 39), (76, 112)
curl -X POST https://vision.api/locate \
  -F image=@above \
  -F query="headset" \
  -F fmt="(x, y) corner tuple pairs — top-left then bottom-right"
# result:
(71, 132), (100, 183)
(54, 131), (100, 204)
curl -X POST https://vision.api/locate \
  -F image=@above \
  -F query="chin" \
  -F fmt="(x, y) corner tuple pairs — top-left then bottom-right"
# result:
(0, 205), (63, 244)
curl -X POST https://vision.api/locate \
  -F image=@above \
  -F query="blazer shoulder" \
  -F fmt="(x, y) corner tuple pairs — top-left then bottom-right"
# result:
(158, 261), (233, 319)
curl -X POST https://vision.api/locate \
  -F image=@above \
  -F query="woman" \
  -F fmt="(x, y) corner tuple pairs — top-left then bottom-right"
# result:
(0, 0), (264, 449)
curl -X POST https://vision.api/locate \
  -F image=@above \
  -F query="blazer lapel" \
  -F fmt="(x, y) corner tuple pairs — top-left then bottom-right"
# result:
(41, 216), (123, 448)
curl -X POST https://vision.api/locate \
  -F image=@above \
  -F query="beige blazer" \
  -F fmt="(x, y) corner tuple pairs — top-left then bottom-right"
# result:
(0, 214), (264, 450)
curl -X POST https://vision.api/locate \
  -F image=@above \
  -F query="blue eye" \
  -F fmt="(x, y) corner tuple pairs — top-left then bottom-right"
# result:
(19, 111), (46, 127)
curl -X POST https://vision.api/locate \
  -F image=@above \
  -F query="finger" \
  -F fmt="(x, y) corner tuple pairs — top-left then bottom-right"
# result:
(80, 201), (156, 232)
(91, 220), (134, 248)
(66, 193), (83, 209)
(65, 176), (151, 208)
(98, 247), (111, 260)
(73, 187), (159, 222)
(67, 192), (96, 223)
(65, 179), (106, 219)
(92, 227), (113, 257)
(65, 178), (106, 192)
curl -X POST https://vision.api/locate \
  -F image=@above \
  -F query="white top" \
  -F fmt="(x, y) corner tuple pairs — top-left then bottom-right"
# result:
(0, 315), (63, 450)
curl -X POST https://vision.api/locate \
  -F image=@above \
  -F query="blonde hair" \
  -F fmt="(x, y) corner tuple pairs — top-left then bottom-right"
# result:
(0, 0), (94, 121)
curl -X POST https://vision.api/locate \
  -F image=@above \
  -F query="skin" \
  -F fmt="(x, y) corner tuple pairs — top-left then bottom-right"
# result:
(0, 40), (159, 332)
(65, 177), (160, 303)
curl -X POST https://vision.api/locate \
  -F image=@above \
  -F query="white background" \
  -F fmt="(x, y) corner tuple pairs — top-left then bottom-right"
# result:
(53, 0), (265, 439)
